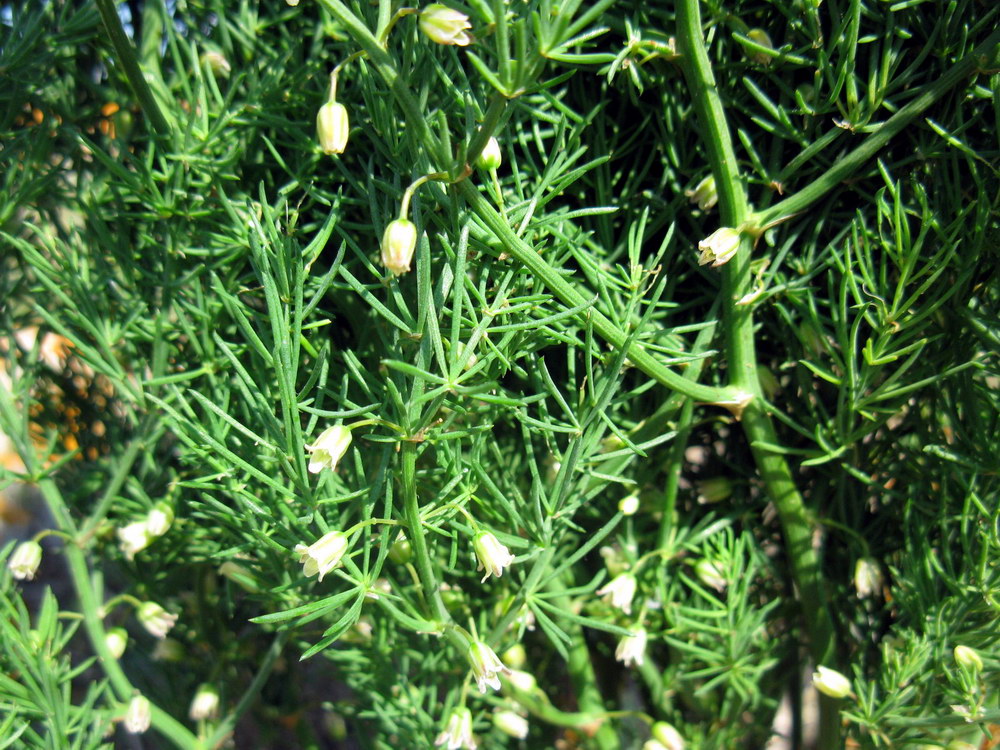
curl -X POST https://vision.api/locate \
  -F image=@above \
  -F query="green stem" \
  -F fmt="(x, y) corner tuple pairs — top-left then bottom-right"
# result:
(751, 27), (1000, 229)
(676, 2), (839, 747)
(37, 479), (200, 749)
(94, 0), (170, 136)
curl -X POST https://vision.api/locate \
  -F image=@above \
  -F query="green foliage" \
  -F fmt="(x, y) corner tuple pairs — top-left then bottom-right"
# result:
(0, 0), (997, 747)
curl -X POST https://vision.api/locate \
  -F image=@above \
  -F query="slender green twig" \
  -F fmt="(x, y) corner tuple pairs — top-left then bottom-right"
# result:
(750, 27), (1000, 229)
(94, 0), (170, 136)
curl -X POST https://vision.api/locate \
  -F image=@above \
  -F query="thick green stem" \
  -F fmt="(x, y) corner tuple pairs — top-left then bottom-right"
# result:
(751, 27), (1000, 229)
(676, 1), (839, 747)
(94, 0), (170, 136)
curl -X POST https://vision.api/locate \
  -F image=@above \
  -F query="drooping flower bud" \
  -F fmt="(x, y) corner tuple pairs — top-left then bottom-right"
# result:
(697, 227), (741, 267)
(189, 684), (221, 721)
(218, 561), (261, 593)
(145, 502), (174, 537)
(502, 643), (527, 670)
(467, 640), (511, 693)
(953, 645), (983, 672)
(596, 572), (638, 614)
(476, 136), (501, 170)
(124, 695), (152, 734)
(853, 557), (883, 599)
(419, 4), (473, 46)
(381, 218), (418, 276)
(615, 627), (647, 667)
(473, 531), (514, 582)
(694, 559), (727, 592)
(685, 175), (718, 210)
(651, 721), (685, 750)
(105, 628), (129, 659)
(306, 424), (352, 473)
(200, 51), (231, 78)
(316, 100), (349, 155)
(503, 668), (538, 694)
(493, 709), (528, 739)
(812, 665), (851, 698)
(295, 530), (349, 581)
(434, 706), (475, 749)
(618, 493), (640, 516)
(695, 477), (733, 505)
(137, 601), (179, 639)
(8, 540), (42, 581)
(118, 521), (153, 561)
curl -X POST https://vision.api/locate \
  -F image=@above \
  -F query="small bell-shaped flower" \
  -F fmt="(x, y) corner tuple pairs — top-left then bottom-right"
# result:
(435, 706), (476, 749)
(476, 136), (501, 170)
(118, 521), (153, 561)
(381, 218), (418, 276)
(145, 502), (174, 538)
(697, 227), (741, 267)
(189, 684), (221, 721)
(493, 710), (528, 739)
(467, 639), (511, 693)
(306, 425), (352, 473)
(137, 601), (179, 639)
(615, 627), (647, 667)
(317, 100), (349, 155)
(8, 540), (42, 581)
(105, 628), (129, 659)
(812, 665), (851, 698)
(473, 531), (514, 582)
(295, 530), (349, 581)
(124, 695), (152, 734)
(419, 4), (473, 46)
(853, 557), (883, 599)
(648, 721), (685, 750)
(596, 572), (638, 614)
(685, 175), (718, 210)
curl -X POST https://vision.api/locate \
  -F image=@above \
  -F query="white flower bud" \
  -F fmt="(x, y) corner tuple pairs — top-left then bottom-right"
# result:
(694, 559), (727, 592)
(853, 557), (883, 599)
(467, 640), (510, 693)
(473, 532), (514, 582)
(476, 136), (501, 170)
(596, 573), (638, 614)
(493, 710), (528, 739)
(145, 502), (174, 537)
(381, 218), (418, 276)
(650, 721), (685, 750)
(419, 4), (473, 46)
(812, 665), (851, 698)
(124, 695), (151, 734)
(105, 628), (128, 659)
(697, 227), (741, 267)
(137, 601), (178, 639)
(118, 521), (153, 561)
(685, 175), (718, 210)
(306, 425), (352, 473)
(434, 706), (475, 749)
(8, 540), (42, 581)
(188, 684), (221, 721)
(295, 530), (349, 582)
(615, 628), (647, 667)
(316, 100), (349, 155)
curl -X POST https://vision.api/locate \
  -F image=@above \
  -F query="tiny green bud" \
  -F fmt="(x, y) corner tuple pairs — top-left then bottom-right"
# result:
(502, 643), (527, 670)
(316, 100), (349, 155)
(381, 218), (418, 276)
(746, 28), (774, 65)
(388, 533), (413, 564)
(476, 136), (502, 170)
(695, 477), (733, 505)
